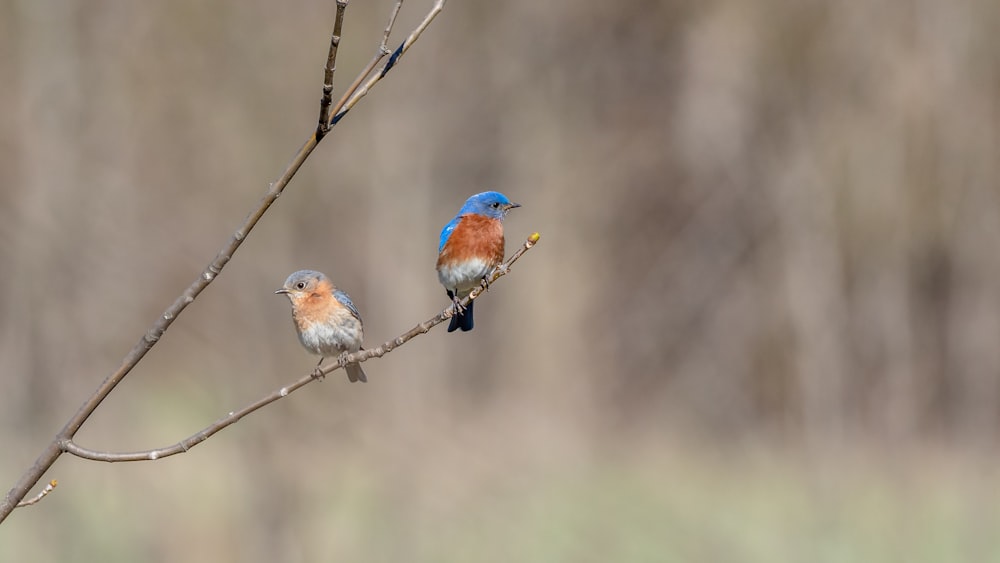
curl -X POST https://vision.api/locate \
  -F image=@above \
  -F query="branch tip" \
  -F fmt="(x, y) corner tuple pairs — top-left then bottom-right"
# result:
(15, 479), (58, 509)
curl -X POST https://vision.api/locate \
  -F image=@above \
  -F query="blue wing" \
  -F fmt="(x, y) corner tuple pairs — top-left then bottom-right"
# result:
(333, 289), (362, 321)
(438, 215), (461, 253)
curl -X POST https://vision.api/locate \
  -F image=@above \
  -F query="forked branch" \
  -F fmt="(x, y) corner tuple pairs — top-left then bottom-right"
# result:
(0, 0), (449, 522)
(316, 0), (349, 137)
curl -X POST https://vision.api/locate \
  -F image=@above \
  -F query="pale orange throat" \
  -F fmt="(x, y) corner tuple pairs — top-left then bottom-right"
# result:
(291, 293), (334, 325)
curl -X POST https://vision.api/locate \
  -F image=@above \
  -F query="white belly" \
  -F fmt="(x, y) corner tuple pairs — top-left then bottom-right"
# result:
(297, 318), (363, 357)
(437, 258), (491, 295)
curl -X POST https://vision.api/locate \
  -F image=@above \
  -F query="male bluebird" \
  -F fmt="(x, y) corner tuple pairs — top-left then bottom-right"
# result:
(275, 270), (367, 382)
(436, 191), (520, 332)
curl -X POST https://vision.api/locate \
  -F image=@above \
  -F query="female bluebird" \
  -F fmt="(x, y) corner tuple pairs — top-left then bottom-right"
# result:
(275, 270), (367, 382)
(436, 191), (520, 332)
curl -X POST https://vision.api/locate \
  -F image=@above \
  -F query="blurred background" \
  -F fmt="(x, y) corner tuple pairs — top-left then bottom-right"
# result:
(1, 0), (999, 560)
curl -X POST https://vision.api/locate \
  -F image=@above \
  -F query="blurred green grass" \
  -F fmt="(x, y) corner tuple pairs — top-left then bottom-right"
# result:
(7, 444), (993, 562)
(435, 453), (995, 563)
(413, 451), (998, 563)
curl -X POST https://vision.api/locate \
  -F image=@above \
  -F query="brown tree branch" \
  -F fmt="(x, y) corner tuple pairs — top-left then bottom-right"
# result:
(383, 0), (406, 48)
(326, 0), (404, 128)
(329, 0), (445, 125)
(59, 233), (539, 463)
(0, 0), (449, 523)
(316, 0), (349, 138)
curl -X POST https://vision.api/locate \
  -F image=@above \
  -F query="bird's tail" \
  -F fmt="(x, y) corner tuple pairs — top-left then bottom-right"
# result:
(346, 363), (367, 383)
(447, 299), (475, 332)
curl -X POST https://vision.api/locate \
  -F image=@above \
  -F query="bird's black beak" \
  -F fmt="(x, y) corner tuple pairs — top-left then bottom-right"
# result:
(505, 202), (521, 210)
(274, 288), (289, 295)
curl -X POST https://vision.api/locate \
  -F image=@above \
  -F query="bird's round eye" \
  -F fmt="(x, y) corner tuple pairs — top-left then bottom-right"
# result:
(295, 282), (306, 290)
(491, 202), (500, 209)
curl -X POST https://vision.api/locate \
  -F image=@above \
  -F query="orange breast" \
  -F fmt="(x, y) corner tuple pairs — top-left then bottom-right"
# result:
(437, 214), (505, 268)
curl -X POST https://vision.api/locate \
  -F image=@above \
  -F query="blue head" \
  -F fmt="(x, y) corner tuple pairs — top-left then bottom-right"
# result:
(439, 191), (521, 252)
(457, 191), (520, 220)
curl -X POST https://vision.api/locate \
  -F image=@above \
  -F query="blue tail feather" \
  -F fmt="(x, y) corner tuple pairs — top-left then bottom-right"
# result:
(448, 299), (475, 332)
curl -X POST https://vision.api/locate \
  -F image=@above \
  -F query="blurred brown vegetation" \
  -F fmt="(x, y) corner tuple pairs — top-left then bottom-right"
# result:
(2, 0), (1000, 561)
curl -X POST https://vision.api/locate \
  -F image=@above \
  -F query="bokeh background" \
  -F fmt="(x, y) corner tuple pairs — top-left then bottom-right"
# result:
(2, 0), (1000, 560)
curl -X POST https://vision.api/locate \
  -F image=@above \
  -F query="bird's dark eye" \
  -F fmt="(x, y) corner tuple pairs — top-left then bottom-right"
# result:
(491, 202), (501, 209)
(295, 282), (306, 290)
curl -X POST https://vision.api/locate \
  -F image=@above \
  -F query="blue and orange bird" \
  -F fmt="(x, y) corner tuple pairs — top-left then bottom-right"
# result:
(275, 270), (367, 382)
(436, 191), (521, 332)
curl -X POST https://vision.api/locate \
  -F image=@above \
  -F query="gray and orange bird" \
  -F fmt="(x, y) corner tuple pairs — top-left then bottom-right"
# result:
(275, 270), (367, 382)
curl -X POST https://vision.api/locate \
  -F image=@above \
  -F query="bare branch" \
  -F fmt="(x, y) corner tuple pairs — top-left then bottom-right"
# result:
(1, 0), (449, 523)
(382, 0), (405, 49)
(325, 0), (408, 128)
(14, 481), (57, 509)
(60, 233), (539, 463)
(331, 0), (446, 125)
(331, 232), (541, 369)
(317, 0), (349, 138)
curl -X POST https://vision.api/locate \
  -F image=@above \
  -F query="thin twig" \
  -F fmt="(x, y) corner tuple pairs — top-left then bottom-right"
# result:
(14, 481), (57, 508)
(325, 0), (406, 128)
(383, 0), (404, 48)
(0, 0), (449, 522)
(60, 233), (540, 463)
(317, 0), (349, 138)
(331, 0), (446, 125)
(335, 232), (540, 367)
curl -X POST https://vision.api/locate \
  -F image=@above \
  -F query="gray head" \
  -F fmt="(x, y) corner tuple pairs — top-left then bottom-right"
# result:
(274, 270), (332, 298)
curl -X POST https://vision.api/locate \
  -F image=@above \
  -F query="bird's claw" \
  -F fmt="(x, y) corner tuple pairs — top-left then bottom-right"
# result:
(337, 351), (352, 367)
(451, 294), (465, 315)
(311, 365), (327, 381)
(480, 275), (494, 293)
